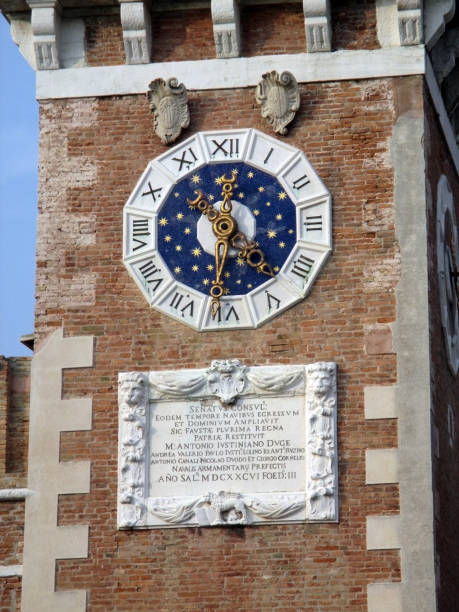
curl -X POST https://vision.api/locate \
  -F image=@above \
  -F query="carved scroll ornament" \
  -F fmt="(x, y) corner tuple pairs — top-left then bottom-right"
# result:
(255, 71), (300, 135)
(147, 77), (190, 145)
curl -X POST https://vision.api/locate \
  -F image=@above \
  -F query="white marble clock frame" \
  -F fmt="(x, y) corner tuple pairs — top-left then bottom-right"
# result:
(118, 360), (338, 529)
(122, 128), (332, 331)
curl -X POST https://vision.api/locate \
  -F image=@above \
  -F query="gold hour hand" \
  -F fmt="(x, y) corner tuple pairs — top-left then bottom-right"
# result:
(231, 231), (274, 277)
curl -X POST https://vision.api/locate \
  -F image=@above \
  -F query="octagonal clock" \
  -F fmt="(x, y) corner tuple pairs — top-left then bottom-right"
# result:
(122, 128), (332, 331)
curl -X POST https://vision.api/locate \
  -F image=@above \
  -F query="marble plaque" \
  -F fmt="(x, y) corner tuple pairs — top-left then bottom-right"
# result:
(118, 360), (338, 529)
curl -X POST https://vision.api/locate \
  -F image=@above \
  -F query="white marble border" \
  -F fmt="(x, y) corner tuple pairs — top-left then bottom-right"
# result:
(117, 360), (338, 529)
(36, 47), (425, 100)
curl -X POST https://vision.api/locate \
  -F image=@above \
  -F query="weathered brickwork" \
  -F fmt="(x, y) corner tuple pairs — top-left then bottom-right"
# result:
(332, 0), (379, 51)
(32, 74), (405, 610)
(85, 14), (125, 67)
(0, 576), (21, 612)
(0, 359), (28, 612)
(79, 2), (380, 68)
(424, 86), (459, 612)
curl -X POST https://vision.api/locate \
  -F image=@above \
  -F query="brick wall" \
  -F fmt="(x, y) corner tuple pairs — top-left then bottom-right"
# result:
(33, 72), (405, 609)
(0, 356), (30, 612)
(424, 85), (459, 612)
(81, 2), (380, 68)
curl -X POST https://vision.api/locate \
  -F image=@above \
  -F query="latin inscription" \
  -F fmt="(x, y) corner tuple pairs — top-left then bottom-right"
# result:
(149, 396), (305, 498)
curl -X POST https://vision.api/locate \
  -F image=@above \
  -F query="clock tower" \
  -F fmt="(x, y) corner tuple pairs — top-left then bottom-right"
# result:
(0, 2), (458, 611)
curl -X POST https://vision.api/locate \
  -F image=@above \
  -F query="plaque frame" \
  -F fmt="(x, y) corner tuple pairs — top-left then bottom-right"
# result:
(118, 360), (338, 529)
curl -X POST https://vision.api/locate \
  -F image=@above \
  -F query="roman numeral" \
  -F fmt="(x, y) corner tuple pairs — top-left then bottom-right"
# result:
(138, 260), (163, 293)
(170, 292), (195, 317)
(214, 303), (240, 323)
(142, 181), (162, 202)
(132, 219), (150, 251)
(304, 215), (323, 232)
(265, 290), (281, 310)
(172, 147), (198, 171)
(263, 147), (274, 165)
(292, 174), (310, 191)
(211, 138), (239, 158)
(291, 254), (314, 280)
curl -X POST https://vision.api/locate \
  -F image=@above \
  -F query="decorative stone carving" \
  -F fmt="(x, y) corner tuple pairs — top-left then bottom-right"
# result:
(119, 0), (152, 64)
(436, 175), (459, 376)
(305, 362), (338, 520)
(397, 0), (423, 45)
(211, 0), (241, 58)
(27, 0), (61, 70)
(424, 0), (455, 50)
(118, 361), (338, 529)
(199, 491), (248, 525)
(118, 372), (148, 527)
(147, 78), (190, 145)
(303, 0), (332, 52)
(255, 71), (300, 135)
(206, 359), (247, 405)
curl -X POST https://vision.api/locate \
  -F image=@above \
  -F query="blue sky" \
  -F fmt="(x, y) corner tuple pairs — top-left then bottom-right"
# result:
(0, 15), (38, 357)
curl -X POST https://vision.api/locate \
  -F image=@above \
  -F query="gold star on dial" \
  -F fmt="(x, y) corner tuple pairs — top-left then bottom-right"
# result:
(278, 191), (287, 200)
(164, 235), (172, 242)
(174, 266), (181, 274)
(203, 278), (210, 286)
(279, 241), (286, 248)
(268, 230), (277, 238)
(258, 186), (265, 192)
(159, 217), (168, 226)
(176, 212), (184, 220)
(192, 247), (202, 257)
(253, 209), (260, 216)
(192, 265), (199, 272)
(184, 227), (191, 235)
(191, 174), (200, 184)
(248, 171), (254, 179)
(175, 245), (182, 252)
(276, 213), (282, 220)
(207, 264), (214, 271)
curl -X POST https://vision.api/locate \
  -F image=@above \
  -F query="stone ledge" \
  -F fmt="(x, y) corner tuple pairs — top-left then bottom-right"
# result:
(367, 515), (401, 550)
(365, 449), (399, 484)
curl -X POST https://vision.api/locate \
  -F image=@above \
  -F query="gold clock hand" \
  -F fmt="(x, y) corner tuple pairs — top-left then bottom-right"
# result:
(231, 231), (275, 277)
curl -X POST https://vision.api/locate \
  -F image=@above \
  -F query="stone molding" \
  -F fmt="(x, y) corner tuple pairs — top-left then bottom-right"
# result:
(0, 488), (33, 500)
(303, 0), (331, 52)
(118, 361), (338, 529)
(27, 0), (61, 69)
(211, 0), (241, 58)
(0, 565), (23, 577)
(35, 47), (425, 101)
(21, 329), (93, 612)
(119, 0), (152, 64)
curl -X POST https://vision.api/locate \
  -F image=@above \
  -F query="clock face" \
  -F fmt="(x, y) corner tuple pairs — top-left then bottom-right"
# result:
(437, 175), (459, 375)
(122, 128), (332, 331)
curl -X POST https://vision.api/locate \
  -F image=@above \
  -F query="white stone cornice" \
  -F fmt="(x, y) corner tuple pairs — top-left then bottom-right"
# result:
(36, 46), (425, 100)
(211, 0), (241, 58)
(303, 0), (331, 52)
(27, 0), (61, 69)
(119, 0), (152, 64)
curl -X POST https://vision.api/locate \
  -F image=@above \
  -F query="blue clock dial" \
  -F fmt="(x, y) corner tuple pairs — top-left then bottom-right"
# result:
(157, 162), (297, 297)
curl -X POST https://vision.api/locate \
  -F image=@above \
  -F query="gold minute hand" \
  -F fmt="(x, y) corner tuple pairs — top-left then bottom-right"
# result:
(231, 231), (274, 277)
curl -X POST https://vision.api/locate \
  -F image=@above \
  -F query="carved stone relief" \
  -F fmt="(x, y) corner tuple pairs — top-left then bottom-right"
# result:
(397, 0), (423, 45)
(147, 78), (190, 145)
(211, 0), (241, 58)
(118, 372), (149, 527)
(120, 0), (152, 64)
(27, 0), (61, 70)
(255, 71), (300, 135)
(303, 0), (332, 52)
(118, 361), (338, 529)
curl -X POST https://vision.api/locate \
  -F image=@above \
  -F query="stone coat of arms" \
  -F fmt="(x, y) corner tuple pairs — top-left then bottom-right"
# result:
(147, 77), (190, 145)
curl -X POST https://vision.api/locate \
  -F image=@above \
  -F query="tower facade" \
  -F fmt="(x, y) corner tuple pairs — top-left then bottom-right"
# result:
(0, 2), (458, 611)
